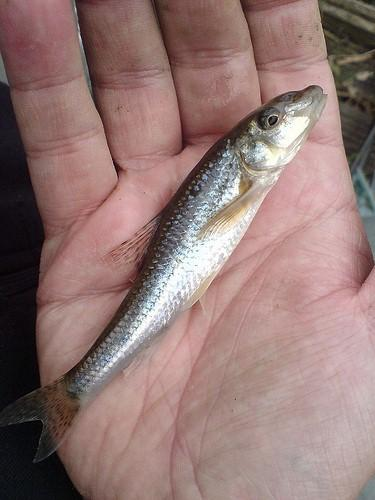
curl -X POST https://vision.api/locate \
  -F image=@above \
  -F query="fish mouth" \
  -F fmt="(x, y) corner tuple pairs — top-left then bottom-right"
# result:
(277, 86), (327, 162)
(286, 85), (327, 123)
(304, 85), (327, 122)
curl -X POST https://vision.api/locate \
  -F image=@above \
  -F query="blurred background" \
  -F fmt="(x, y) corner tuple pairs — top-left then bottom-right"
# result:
(0, 0), (374, 498)
(320, 0), (375, 259)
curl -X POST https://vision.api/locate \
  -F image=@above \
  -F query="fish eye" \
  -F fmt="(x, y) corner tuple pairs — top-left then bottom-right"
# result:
(258, 108), (280, 130)
(267, 115), (278, 126)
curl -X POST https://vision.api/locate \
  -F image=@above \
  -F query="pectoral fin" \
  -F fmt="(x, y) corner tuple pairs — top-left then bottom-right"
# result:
(198, 180), (256, 240)
(109, 214), (161, 266)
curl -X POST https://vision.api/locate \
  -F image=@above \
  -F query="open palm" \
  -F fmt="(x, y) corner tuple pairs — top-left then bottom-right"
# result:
(1, 1), (375, 498)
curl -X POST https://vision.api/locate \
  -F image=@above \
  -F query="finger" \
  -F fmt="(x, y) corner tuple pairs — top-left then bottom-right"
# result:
(155, 0), (260, 145)
(76, 0), (181, 167)
(241, 0), (354, 226)
(242, 0), (341, 146)
(0, 0), (117, 237)
(240, 1), (367, 287)
(241, 0), (356, 225)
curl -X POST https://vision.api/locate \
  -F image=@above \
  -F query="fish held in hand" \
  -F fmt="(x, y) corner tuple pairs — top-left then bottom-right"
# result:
(0, 85), (327, 462)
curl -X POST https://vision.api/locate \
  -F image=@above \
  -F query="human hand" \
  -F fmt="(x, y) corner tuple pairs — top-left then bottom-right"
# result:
(1, 1), (374, 498)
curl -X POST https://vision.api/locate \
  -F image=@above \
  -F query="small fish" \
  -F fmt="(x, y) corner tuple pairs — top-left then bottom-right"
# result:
(0, 85), (327, 462)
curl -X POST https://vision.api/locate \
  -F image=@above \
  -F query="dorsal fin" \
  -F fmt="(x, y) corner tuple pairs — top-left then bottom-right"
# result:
(109, 214), (161, 266)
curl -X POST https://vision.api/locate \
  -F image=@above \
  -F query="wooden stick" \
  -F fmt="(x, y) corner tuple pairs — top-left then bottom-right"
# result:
(336, 49), (375, 65)
(323, 0), (375, 22)
(320, 1), (375, 47)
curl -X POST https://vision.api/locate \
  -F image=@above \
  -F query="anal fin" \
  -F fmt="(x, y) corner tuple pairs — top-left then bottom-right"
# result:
(183, 269), (221, 310)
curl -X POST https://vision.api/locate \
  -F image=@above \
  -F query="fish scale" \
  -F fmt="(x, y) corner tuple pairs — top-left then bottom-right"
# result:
(67, 144), (248, 395)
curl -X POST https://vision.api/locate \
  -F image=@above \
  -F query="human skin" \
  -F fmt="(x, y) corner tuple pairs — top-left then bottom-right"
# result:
(0, 0), (375, 498)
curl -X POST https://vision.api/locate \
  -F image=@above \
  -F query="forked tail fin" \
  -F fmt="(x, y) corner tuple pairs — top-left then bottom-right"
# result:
(0, 377), (80, 462)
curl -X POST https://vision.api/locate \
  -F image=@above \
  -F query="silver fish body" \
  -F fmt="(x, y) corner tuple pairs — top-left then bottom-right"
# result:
(0, 85), (327, 462)
(67, 140), (279, 396)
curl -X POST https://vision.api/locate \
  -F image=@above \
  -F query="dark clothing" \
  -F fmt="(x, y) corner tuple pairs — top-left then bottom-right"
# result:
(0, 82), (81, 499)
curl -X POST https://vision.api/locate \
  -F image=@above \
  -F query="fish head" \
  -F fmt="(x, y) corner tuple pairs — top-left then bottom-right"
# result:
(235, 85), (327, 173)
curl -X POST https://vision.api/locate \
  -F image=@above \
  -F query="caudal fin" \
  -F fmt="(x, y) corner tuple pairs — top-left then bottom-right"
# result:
(0, 377), (80, 462)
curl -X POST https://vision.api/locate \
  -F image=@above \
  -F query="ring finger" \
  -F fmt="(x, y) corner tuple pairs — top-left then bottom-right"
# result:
(76, 0), (181, 168)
